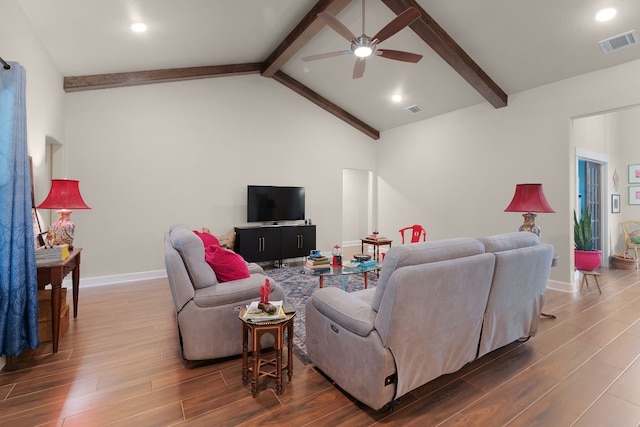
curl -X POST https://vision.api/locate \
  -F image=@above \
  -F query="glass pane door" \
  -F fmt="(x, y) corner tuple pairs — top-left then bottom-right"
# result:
(578, 160), (601, 250)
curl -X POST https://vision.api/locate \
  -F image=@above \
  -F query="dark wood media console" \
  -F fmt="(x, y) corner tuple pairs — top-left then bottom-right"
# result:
(234, 224), (316, 263)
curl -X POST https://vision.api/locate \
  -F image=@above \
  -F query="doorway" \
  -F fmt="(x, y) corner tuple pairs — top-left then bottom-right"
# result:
(577, 159), (602, 250)
(575, 148), (609, 260)
(342, 169), (372, 247)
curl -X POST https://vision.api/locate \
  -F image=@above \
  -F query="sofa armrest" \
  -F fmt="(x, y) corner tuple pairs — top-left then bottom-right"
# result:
(307, 288), (376, 337)
(247, 262), (264, 275)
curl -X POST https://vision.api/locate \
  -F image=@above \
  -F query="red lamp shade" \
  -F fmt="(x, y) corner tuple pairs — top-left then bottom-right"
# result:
(37, 179), (90, 248)
(37, 179), (90, 210)
(505, 183), (554, 237)
(504, 183), (555, 213)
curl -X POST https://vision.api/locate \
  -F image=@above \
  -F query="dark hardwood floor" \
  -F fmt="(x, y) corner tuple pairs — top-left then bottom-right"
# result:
(2, 266), (640, 426)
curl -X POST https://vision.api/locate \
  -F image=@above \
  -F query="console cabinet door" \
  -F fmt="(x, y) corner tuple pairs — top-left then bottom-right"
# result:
(234, 227), (281, 262)
(281, 225), (316, 259)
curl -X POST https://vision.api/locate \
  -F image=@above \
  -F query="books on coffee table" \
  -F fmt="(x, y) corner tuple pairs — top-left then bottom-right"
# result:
(306, 257), (330, 269)
(358, 260), (377, 269)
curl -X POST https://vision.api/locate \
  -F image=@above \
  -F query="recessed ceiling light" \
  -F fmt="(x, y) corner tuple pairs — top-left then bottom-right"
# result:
(131, 22), (147, 33)
(595, 8), (616, 22)
(391, 94), (402, 103)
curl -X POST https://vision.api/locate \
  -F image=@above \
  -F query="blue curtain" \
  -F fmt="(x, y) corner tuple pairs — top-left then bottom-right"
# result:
(0, 61), (39, 356)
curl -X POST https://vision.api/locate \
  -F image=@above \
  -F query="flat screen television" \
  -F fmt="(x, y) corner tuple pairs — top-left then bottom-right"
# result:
(247, 185), (305, 223)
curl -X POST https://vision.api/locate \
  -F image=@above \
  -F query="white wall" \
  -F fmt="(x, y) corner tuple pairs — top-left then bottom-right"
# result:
(64, 76), (376, 278)
(613, 108), (640, 236)
(378, 59), (640, 288)
(65, 59), (640, 287)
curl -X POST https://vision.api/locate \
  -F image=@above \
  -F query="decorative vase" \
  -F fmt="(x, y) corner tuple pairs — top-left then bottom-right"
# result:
(574, 249), (602, 271)
(51, 209), (75, 247)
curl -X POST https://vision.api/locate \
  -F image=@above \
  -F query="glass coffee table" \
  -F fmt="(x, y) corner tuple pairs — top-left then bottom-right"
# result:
(301, 261), (381, 290)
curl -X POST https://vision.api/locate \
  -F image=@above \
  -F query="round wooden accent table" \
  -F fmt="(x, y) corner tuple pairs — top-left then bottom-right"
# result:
(240, 311), (296, 397)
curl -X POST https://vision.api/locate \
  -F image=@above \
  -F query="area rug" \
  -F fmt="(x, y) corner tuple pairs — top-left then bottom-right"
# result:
(263, 265), (378, 364)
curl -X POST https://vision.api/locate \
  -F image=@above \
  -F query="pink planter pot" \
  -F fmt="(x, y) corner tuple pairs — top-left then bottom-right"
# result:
(574, 250), (602, 271)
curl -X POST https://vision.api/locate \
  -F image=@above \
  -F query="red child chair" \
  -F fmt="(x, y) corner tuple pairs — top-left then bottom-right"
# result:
(399, 224), (427, 244)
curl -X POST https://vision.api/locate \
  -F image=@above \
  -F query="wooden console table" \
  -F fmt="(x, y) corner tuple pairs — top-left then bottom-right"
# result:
(37, 247), (82, 353)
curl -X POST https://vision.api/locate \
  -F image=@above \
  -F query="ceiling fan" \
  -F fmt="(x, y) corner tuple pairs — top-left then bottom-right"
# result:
(303, 0), (423, 79)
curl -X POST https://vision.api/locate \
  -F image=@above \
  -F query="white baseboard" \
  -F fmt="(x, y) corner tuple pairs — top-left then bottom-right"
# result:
(64, 269), (167, 288)
(546, 279), (578, 293)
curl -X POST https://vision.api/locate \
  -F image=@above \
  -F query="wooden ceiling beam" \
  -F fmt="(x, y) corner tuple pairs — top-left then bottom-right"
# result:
(63, 63), (263, 92)
(381, 0), (508, 108)
(262, 0), (353, 78)
(272, 71), (380, 140)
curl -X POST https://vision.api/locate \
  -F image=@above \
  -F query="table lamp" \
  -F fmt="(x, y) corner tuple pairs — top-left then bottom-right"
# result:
(504, 183), (555, 236)
(37, 179), (90, 248)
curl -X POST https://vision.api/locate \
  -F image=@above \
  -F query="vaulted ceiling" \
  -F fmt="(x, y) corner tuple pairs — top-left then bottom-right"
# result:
(16, 0), (640, 139)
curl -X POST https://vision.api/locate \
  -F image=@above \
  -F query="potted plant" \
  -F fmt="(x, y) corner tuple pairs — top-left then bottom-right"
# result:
(574, 208), (602, 271)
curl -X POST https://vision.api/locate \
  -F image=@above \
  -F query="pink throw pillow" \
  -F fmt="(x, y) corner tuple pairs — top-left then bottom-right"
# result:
(204, 245), (250, 283)
(194, 230), (220, 248)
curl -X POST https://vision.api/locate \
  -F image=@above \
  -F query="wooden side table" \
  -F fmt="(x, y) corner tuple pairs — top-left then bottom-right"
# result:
(361, 238), (391, 277)
(361, 238), (392, 262)
(240, 311), (295, 397)
(36, 248), (82, 353)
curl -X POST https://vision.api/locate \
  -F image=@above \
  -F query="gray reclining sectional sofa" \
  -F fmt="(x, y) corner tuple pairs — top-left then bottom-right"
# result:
(305, 232), (554, 410)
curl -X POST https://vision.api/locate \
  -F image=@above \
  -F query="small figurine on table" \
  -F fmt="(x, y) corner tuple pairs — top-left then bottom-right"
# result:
(45, 226), (55, 248)
(258, 279), (277, 314)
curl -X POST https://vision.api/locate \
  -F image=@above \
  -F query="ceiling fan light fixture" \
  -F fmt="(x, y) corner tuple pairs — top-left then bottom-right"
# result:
(311, 4), (421, 78)
(354, 46), (373, 57)
(353, 36), (374, 58)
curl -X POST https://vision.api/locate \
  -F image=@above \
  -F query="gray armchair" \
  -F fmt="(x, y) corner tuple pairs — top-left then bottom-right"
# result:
(164, 224), (285, 360)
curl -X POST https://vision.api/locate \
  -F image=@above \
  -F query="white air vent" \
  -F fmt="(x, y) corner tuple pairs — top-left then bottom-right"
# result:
(405, 104), (423, 114)
(599, 30), (638, 54)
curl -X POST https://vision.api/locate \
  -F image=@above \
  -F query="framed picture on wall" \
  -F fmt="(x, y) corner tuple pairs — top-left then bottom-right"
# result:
(629, 164), (640, 184)
(629, 186), (640, 205)
(612, 194), (621, 213)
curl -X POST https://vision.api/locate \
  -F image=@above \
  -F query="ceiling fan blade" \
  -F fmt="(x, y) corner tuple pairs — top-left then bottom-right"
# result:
(317, 11), (356, 42)
(353, 57), (366, 79)
(372, 7), (421, 44)
(377, 49), (423, 63)
(302, 50), (352, 62)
